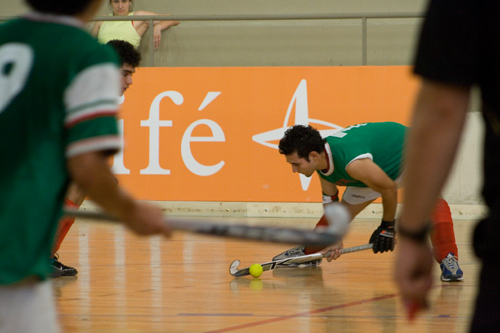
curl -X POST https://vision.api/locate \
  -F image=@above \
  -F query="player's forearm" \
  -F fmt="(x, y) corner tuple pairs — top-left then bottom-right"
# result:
(381, 187), (398, 221)
(400, 81), (469, 231)
(67, 152), (137, 221)
(368, 179), (398, 221)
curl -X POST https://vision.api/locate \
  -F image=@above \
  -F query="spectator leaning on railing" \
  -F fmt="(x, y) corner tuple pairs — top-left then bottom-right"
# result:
(91, 0), (179, 49)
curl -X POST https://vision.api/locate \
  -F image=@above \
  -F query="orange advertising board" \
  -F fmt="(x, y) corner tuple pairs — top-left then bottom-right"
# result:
(112, 66), (419, 202)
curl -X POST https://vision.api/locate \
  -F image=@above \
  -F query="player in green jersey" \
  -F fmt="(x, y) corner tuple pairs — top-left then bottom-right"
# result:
(273, 122), (463, 282)
(51, 39), (142, 278)
(0, 1), (169, 331)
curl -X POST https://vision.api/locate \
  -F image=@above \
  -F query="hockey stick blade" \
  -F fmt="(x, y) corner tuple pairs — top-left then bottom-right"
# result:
(229, 243), (373, 277)
(63, 208), (345, 246)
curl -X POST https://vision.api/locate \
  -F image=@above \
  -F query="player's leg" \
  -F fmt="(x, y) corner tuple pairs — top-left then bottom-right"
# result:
(430, 198), (463, 281)
(470, 257), (500, 331)
(50, 183), (85, 277)
(0, 280), (60, 333)
(470, 217), (500, 331)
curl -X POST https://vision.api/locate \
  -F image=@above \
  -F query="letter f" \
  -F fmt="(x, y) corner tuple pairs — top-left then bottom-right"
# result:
(140, 91), (183, 175)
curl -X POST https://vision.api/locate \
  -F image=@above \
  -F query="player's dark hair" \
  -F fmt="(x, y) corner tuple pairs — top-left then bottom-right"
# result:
(278, 125), (325, 161)
(107, 40), (142, 68)
(25, 0), (91, 15)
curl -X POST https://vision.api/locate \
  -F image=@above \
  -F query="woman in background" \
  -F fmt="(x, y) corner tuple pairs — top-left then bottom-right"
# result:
(91, 0), (179, 49)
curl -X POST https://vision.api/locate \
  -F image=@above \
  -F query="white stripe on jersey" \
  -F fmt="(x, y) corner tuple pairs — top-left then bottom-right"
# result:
(66, 135), (122, 159)
(64, 63), (121, 126)
(65, 104), (118, 127)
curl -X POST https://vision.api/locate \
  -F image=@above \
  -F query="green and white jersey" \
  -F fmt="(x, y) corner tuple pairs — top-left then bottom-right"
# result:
(318, 122), (406, 187)
(0, 12), (121, 284)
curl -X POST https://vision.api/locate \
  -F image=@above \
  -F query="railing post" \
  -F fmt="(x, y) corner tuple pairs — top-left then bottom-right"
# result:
(362, 17), (367, 66)
(149, 19), (154, 66)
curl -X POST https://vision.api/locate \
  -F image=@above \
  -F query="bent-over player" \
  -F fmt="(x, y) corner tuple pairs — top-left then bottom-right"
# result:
(273, 122), (463, 282)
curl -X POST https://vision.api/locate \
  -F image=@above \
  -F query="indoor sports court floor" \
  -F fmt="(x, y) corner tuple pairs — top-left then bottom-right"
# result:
(54, 215), (479, 332)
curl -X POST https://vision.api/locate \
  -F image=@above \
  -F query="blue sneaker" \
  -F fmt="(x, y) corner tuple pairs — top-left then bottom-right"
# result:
(272, 245), (322, 267)
(440, 253), (464, 282)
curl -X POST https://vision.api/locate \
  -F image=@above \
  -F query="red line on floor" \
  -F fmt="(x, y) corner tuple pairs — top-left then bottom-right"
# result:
(204, 293), (397, 333)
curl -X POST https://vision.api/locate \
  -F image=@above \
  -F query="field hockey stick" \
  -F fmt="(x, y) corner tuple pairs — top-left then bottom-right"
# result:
(63, 203), (350, 247)
(229, 243), (373, 277)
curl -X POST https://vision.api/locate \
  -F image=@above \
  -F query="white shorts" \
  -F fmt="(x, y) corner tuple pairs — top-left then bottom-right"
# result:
(342, 174), (403, 205)
(0, 279), (60, 333)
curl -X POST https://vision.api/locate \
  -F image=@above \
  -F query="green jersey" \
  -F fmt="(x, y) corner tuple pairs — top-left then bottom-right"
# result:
(0, 13), (121, 284)
(318, 122), (406, 187)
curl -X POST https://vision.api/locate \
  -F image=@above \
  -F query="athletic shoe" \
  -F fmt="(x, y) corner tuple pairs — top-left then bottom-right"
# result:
(440, 253), (464, 282)
(272, 245), (322, 267)
(50, 254), (78, 278)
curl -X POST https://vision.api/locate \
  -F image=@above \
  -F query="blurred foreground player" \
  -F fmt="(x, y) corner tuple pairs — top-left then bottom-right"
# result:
(51, 39), (142, 277)
(0, 0), (169, 331)
(394, 0), (500, 329)
(274, 122), (463, 282)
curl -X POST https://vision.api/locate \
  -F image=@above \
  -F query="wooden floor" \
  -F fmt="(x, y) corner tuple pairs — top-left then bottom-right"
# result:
(53, 215), (479, 332)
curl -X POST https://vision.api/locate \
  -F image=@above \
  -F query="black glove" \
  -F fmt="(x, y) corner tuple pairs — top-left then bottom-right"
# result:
(369, 220), (395, 253)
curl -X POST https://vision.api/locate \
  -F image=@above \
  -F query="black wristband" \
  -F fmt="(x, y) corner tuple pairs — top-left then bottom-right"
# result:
(397, 222), (432, 243)
(381, 220), (395, 228)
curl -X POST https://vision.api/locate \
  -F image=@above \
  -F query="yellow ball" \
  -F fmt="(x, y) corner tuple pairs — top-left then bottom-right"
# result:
(249, 264), (263, 278)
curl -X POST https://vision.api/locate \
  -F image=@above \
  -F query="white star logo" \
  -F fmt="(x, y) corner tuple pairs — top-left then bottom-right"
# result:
(252, 79), (343, 191)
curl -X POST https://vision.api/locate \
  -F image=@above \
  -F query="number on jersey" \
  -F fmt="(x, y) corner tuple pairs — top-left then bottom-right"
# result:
(0, 43), (33, 113)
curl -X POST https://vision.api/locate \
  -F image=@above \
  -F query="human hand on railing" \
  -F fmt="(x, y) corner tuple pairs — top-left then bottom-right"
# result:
(153, 25), (162, 49)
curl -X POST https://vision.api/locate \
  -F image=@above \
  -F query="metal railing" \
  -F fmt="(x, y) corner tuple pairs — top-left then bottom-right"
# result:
(0, 13), (424, 66)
